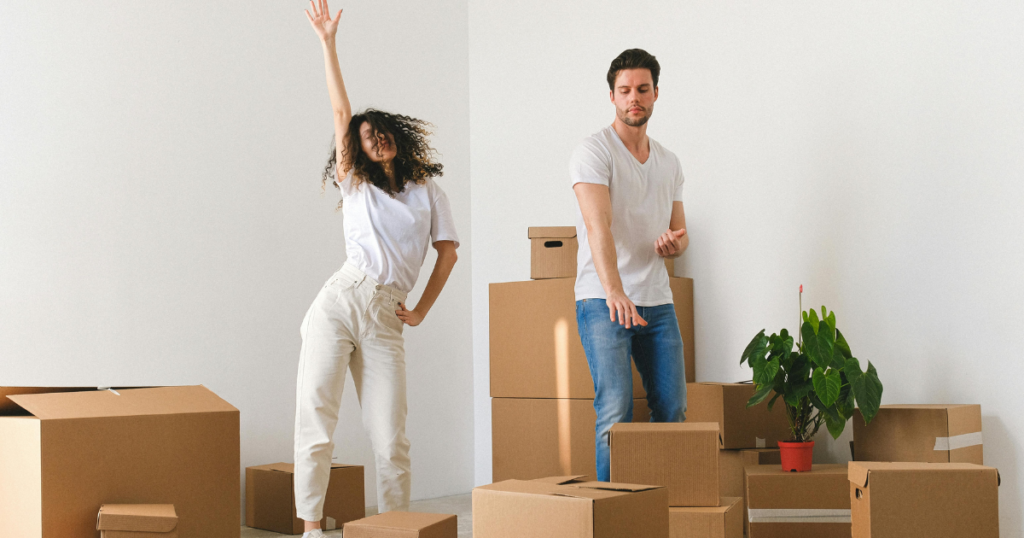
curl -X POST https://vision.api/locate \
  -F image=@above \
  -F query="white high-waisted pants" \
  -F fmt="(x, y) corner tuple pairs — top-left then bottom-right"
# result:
(294, 263), (411, 520)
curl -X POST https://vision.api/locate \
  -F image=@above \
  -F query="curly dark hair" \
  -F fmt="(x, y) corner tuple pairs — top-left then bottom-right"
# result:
(320, 109), (443, 201)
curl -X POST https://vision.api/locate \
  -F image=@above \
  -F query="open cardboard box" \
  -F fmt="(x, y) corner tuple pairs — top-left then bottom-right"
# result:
(609, 422), (722, 507)
(473, 475), (668, 538)
(0, 386), (239, 538)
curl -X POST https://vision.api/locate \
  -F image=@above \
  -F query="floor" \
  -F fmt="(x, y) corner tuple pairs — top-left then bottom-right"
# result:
(241, 493), (473, 537)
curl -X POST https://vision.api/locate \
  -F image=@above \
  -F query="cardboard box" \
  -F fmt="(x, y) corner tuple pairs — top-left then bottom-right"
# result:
(687, 383), (791, 449)
(344, 512), (457, 538)
(489, 277), (694, 399)
(669, 497), (742, 538)
(848, 462), (999, 538)
(473, 476), (669, 538)
(0, 386), (239, 538)
(245, 462), (364, 535)
(609, 422), (721, 507)
(853, 404), (983, 464)
(97, 505), (177, 538)
(492, 397), (650, 482)
(530, 226), (579, 279)
(718, 449), (780, 536)
(746, 464), (850, 538)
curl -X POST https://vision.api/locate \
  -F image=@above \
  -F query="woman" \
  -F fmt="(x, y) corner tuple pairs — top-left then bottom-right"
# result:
(295, 2), (459, 537)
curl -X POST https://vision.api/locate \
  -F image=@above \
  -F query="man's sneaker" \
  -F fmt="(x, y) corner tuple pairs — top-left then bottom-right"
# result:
(302, 530), (325, 538)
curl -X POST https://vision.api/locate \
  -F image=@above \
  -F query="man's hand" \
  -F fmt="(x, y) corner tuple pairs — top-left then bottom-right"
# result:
(655, 227), (687, 258)
(606, 289), (648, 329)
(396, 302), (424, 327)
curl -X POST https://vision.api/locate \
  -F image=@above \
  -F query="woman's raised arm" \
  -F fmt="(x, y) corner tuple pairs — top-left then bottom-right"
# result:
(305, 0), (352, 168)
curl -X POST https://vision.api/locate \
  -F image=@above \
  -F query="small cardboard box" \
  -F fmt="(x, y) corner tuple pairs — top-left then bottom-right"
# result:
(853, 404), (983, 464)
(669, 497), (742, 538)
(97, 505), (177, 538)
(489, 277), (694, 399)
(746, 464), (850, 538)
(687, 383), (791, 449)
(245, 462), (364, 535)
(473, 476), (669, 538)
(849, 461), (999, 538)
(718, 449), (780, 536)
(492, 397), (650, 482)
(0, 386), (239, 538)
(344, 512), (457, 538)
(530, 226), (579, 279)
(609, 422), (721, 507)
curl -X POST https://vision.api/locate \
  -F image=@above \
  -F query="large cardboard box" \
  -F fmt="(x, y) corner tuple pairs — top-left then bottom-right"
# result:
(848, 462), (999, 538)
(492, 397), (650, 482)
(489, 277), (694, 399)
(609, 422), (721, 507)
(718, 449), (780, 536)
(344, 512), (457, 538)
(0, 386), (239, 538)
(746, 464), (850, 538)
(687, 383), (791, 449)
(853, 404), (983, 464)
(669, 497), (742, 538)
(530, 226), (579, 279)
(97, 505), (178, 538)
(245, 462), (364, 535)
(473, 476), (669, 538)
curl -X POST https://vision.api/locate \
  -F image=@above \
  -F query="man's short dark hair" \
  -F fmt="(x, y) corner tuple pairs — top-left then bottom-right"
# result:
(607, 49), (660, 90)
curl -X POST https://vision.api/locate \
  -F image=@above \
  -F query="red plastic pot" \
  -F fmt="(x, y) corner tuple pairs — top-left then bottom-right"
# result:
(778, 440), (815, 472)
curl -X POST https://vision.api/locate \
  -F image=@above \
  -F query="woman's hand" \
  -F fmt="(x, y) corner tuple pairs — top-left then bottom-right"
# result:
(396, 302), (425, 327)
(305, 0), (342, 43)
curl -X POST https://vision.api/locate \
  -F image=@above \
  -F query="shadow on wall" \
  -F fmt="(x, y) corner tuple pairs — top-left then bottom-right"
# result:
(983, 415), (1019, 537)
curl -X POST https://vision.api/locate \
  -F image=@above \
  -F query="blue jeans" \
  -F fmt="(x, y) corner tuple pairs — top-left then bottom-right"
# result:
(576, 299), (687, 482)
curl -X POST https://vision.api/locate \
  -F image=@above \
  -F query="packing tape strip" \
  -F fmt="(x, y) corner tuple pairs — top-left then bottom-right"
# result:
(748, 509), (851, 524)
(934, 431), (983, 451)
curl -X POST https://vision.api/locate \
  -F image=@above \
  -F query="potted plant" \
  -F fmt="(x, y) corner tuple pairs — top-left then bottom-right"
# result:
(740, 299), (883, 472)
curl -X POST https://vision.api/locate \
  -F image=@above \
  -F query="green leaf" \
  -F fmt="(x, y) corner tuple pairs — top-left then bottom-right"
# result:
(834, 329), (853, 359)
(740, 330), (768, 365)
(846, 358), (884, 424)
(824, 409), (848, 439)
(767, 392), (781, 412)
(802, 322), (823, 365)
(812, 367), (828, 404)
(756, 357), (780, 385)
(825, 308), (836, 334)
(806, 309), (820, 334)
(823, 369), (842, 407)
(746, 383), (774, 408)
(789, 353), (812, 382)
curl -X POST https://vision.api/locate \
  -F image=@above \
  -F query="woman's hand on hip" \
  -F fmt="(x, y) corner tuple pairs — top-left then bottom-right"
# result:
(305, 0), (342, 43)
(396, 302), (424, 327)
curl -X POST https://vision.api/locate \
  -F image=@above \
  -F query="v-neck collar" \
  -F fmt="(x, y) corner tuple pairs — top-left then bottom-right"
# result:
(609, 125), (652, 168)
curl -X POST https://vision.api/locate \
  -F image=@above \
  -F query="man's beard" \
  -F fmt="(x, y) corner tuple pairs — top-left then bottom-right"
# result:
(618, 106), (652, 127)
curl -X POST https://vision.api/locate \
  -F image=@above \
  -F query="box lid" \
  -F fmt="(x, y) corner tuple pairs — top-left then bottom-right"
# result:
(528, 226), (577, 239)
(97, 504), (178, 532)
(1, 387), (94, 415)
(848, 461), (1000, 488)
(345, 511), (455, 531)
(248, 462), (355, 474)
(532, 475), (589, 485)
(7, 385), (237, 420)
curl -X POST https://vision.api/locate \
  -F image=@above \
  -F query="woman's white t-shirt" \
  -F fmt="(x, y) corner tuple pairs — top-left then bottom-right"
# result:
(569, 125), (684, 307)
(335, 168), (459, 293)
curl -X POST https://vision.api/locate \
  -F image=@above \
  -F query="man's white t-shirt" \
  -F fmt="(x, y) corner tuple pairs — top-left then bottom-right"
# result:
(570, 125), (684, 306)
(335, 169), (459, 293)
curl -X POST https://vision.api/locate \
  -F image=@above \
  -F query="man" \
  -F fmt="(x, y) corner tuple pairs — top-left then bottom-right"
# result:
(571, 48), (689, 482)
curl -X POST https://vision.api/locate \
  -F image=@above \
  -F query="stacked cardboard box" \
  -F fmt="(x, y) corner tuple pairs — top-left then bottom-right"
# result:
(848, 461), (999, 538)
(687, 382), (789, 535)
(490, 227), (695, 481)
(609, 423), (741, 538)
(853, 404), (983, 464)
(245, 462), (364, 534)
(473, 475), (669, 538)
(745, 464), (850, 538)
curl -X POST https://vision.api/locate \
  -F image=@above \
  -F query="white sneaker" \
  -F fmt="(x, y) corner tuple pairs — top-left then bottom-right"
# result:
(302, 530), (325, 538)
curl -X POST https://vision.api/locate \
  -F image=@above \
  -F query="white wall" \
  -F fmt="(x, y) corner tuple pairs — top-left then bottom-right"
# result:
(469, 2), (1024, 535)
(0, 0), (473, 510)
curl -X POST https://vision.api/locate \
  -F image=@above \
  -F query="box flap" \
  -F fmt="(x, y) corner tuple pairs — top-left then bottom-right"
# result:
(345, 511), (455, 531)
(97, 504), (177, 532)
(528, 226), (577, 239)
(570, 481), (661, 492)
(0, 387), (93, 415)
(9, 385), (237, 420)
(848, 462), (871, 487)
(532, 475), (589, 485)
